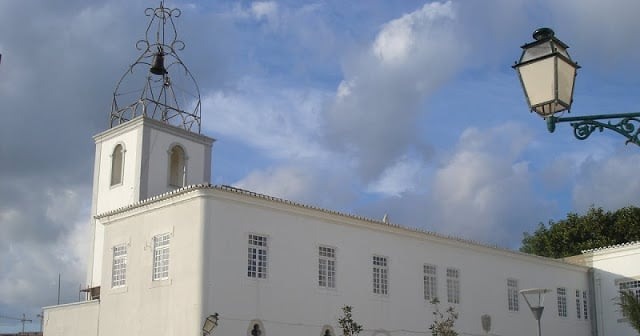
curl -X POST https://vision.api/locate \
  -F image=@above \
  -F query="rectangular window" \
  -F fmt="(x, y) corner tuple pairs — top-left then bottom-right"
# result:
(507, 279), (519, 311)
(111, 244), (127, 287)
(248, 234), (268, 279)
(373, 255), (388, 295)
(152, 233), (171, 281)
(557, 287), (567, 317)
(583, 291), (589, 320)
(619, 280), (640, 318)
(318, 246), (336, 288)
(446, 268), (460, 304)
(423, 264), (437, 301)
(576, 290), (582, 319)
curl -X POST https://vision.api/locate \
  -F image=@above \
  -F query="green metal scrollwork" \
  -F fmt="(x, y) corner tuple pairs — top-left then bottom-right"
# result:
(545, 113), (640, 146)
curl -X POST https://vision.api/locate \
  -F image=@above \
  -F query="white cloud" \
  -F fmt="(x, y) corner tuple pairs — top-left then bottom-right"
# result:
(367, 155), (427, 197)
(572, 151), (640, 212)
(426, 123), (547, 244)
(235, 165), (312, 201)
(251, 1), (278, 22)
(201, 77), (330, 160)
(373, 1), (455, 65)
(325, 1), (466, 181)
(0, 185), (89, 309)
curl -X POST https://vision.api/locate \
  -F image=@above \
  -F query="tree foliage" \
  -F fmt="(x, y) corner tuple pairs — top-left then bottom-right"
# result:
(618, 290), (640, 334)
(429, 298), (458, 336)
(338, 305), (362, 336)
(520, 206), (640, 258)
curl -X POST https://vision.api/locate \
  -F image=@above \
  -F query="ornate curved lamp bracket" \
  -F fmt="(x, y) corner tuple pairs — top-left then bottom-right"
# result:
(546, 113), (640, 146)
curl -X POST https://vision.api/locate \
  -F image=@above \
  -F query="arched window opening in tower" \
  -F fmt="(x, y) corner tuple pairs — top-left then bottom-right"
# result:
(169, 145), (186, 187)
(110, 144), (124, 186)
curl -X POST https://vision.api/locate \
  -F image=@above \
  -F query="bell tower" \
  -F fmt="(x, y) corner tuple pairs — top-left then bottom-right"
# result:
(86, 2), (214, 289)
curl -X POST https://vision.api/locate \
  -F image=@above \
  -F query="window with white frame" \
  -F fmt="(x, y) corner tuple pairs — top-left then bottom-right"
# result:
(423, 264), (437, 301)
(507, 278), (519, 311)
(583, 291), (589, 320)
(619, 280), (640, 318)
(111, 244), (127, 287)
(318, 246), (336, 288)
(248, 234), (268, 279)
(576, 290), (582, 319)
(372, 255), (388, 295)
(557, 287), (567, 317)
(446, 268), (460, 304)
(152, 233), (171, 281)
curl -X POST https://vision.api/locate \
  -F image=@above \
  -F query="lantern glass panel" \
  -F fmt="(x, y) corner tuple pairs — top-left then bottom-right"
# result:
(520, 42), (552, 63)
(557, 57), (576, 107)
(518, 57), (555, 109)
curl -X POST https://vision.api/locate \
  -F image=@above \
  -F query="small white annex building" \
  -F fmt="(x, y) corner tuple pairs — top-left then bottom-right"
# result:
(42, 3), (640, 336)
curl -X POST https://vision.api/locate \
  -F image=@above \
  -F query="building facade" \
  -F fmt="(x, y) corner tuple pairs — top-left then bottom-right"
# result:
(42, 115), (639, 336)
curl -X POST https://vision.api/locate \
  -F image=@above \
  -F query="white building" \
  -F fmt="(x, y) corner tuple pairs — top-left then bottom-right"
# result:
(41, 113), (640, 336)
(42, 3), (640, 335)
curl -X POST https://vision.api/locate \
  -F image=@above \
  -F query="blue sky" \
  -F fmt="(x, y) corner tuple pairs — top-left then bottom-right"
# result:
(2, 0), (640, 332)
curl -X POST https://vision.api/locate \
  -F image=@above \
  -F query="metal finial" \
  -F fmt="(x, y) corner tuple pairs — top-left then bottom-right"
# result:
(111, 1), (202, 133)
(532, 27), (555, 41)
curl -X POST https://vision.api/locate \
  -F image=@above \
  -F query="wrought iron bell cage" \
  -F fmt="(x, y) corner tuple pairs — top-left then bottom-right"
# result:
(111, 1), (202, 133)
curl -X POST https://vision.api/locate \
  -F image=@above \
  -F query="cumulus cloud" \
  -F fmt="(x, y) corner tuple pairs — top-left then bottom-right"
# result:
(0, 181), (90, 319)
(366, 155), (429, 197)
(251, 1), (278, 22)
(572, 151), (640, 212)
(202, 78), (330, 160)
(325, 1), (466, 181)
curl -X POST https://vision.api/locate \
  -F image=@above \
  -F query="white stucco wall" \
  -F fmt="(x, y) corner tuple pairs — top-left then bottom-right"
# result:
(43, 301), (99, 336)
(96, 192), (206, 336)
(87, 116), (213, 287)
(198, 188), (591, 336)
(567, 242), (640, 336)
(59, 184), (600, 336)
(142, 125), (212, 199)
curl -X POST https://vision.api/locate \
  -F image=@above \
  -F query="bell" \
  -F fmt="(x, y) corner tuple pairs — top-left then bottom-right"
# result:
(149, 52), (167, 75)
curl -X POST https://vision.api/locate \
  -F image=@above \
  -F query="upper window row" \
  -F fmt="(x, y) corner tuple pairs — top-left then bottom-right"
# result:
(109, 143), (187, 187)
(246, 235), (463, 303)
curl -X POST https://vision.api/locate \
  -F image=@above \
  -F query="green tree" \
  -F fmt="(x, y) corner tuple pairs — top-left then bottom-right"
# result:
(521, 206), (640, 258)
(338, 305), (362, 336)
(429, 298), (458, 336)
(618, 290), (640, 334)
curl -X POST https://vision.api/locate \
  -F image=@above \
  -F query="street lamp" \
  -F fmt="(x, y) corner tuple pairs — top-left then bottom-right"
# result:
(514, 28), (640, 146)
(202, 313), (219, 336)
(520, 288), (550, 336)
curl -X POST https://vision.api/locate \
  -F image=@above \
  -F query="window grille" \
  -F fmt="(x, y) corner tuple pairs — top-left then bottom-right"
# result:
(576, 290), (582, 319)
(557, 287), (567, 317)
(248, 234), (268, 279)
(507, 279), (519, 311)
(152, 233), (171, 280)
(111, 244), (127, 287)
(583, 291), (588, 320)
(373, 255), (388, 295)
(423, 264), (437, 301)
(619, 280), (640, 318)
(318, 246), (336, 288)
(446, 268), (460, 304)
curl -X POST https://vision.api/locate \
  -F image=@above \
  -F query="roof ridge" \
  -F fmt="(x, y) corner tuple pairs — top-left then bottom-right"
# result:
(95, 184), (582, 267)
(581, 241), (640, 254)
